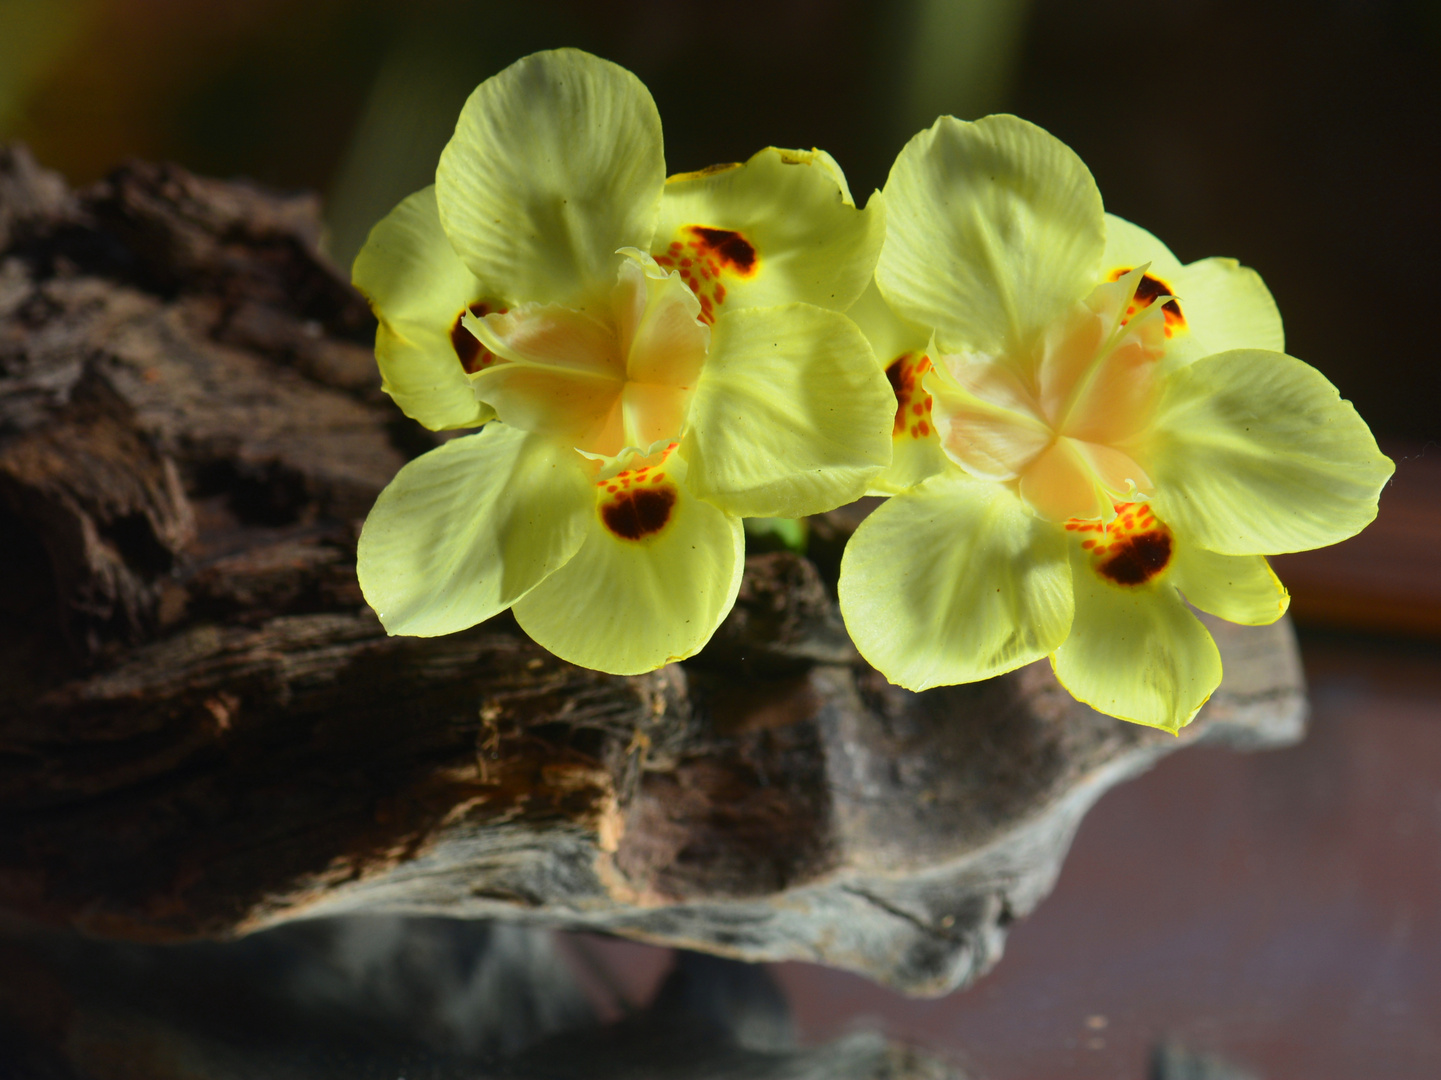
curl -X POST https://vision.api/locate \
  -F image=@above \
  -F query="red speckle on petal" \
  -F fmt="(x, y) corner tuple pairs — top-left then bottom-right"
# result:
(886, 353), (934, 437)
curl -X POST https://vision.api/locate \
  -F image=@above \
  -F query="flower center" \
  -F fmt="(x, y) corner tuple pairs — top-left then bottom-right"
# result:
(926, 267), (1172, 522)
(1066, 501), (1174, 586)
(462, 254), (710, 461)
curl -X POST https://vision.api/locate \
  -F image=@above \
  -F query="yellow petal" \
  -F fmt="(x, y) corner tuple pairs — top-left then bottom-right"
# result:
(513, 455), (744, 674)
(351, 186), (494, 430)
(1171, 545), (1290, 626)
(1051, 542), (1222, 732)
(682, 304), (893, 518)
(654, 146), (883, 320)
(357, 424), (593, 637)
(878, 114), (1105, 356)
(1148, 349), (1394, 554)
(839, 471), (1073, 690)
(437, 49), (664, 307)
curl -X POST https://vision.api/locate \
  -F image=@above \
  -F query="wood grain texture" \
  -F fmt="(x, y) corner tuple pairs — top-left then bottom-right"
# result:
(0, 144), (1305, 996)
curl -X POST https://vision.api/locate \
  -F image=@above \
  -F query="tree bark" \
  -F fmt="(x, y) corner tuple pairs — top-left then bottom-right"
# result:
(0, 145), (1306, 997)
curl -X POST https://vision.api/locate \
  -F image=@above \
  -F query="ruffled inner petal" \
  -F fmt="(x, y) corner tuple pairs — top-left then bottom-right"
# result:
(1071, 441), (1153, 500)
(462, 254), (712, 458)
(473, 365), (624, 452)
(1060, 303), (1167, 444)
(926, 354), (1050, 482)
(468, 303), (622, 376)
(623, 262), (709, 388)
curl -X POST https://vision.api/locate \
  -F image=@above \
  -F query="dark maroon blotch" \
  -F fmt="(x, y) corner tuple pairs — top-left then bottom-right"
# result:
(1127, 272), (1183, 320)
(885, 357), (906, 398)
(689, 227), (758, 273)
(1099, 531), (1173, 586)
(602, 487), (677, 541)
(450, 302), (496, 374)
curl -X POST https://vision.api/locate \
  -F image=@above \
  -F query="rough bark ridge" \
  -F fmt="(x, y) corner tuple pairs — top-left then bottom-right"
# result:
(0, 145), (1306, 996)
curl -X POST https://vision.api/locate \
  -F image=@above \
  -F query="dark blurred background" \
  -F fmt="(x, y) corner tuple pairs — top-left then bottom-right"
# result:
(3, 0), (1438, 444)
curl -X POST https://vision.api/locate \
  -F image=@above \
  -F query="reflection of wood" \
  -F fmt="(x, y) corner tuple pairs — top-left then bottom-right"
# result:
(0, 145), (1305, 996)
(0, 916), (968, 1079)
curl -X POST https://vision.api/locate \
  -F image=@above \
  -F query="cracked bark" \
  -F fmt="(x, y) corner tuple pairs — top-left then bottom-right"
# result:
(0, 144), (1306, 1003)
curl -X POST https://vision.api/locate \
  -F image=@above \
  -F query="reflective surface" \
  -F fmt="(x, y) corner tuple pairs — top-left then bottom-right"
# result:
(771, 633), (1441, 1078)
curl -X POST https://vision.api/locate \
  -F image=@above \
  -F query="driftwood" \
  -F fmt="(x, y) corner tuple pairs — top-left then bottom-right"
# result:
(0, 144), (1305, 998)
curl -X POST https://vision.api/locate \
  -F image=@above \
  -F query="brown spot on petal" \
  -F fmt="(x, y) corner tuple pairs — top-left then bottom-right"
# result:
(686, 226), (758, 276)
(1072, 501), (1175, 586)
(602, 486), (677, 541)
(1097, 530), (1173, 585)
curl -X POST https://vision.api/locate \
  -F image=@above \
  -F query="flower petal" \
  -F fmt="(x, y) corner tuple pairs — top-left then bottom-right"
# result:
(652, 146), (883, 320)
(681, 304), (893, 518)
(1102, 213), (1284, 364)
(621, 259), (710, 388)
(1019, 438), (1109, 522)
(1051, 545), (1222, 731)
(513, 464), (744, 674)
(357, 424), (593, 636)
(839, 471), (1074, 691)
(1171, 545), (1289, 626)
(1172, 255), (1285, 357)
(850, 283), (948, 495)
(848, 278), (930, 363)
(1147, 349), (1394, 554)
(351, 186), (494, 430)
(877, 114), (1105, 355)
(1100, 212), (1186, 281)
(436, 49), (664, 306)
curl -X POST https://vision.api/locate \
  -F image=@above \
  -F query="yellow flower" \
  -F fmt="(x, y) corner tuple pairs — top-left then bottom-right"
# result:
(352, 49), (893, 675)
(839, 115), (1393, 730)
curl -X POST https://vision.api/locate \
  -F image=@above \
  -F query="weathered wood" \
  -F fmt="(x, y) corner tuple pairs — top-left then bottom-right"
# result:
(0, 144), (1306, 997)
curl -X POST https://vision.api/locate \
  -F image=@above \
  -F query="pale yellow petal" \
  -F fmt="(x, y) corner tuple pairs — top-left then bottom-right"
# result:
(437, 49), (664, 306)
(878, 114), (1105, 355)
(514, 460), (744, 674)
(1051, 543), (1222, 732)
(357, 424), (593, 637)
(839, 471), (1074, 690)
